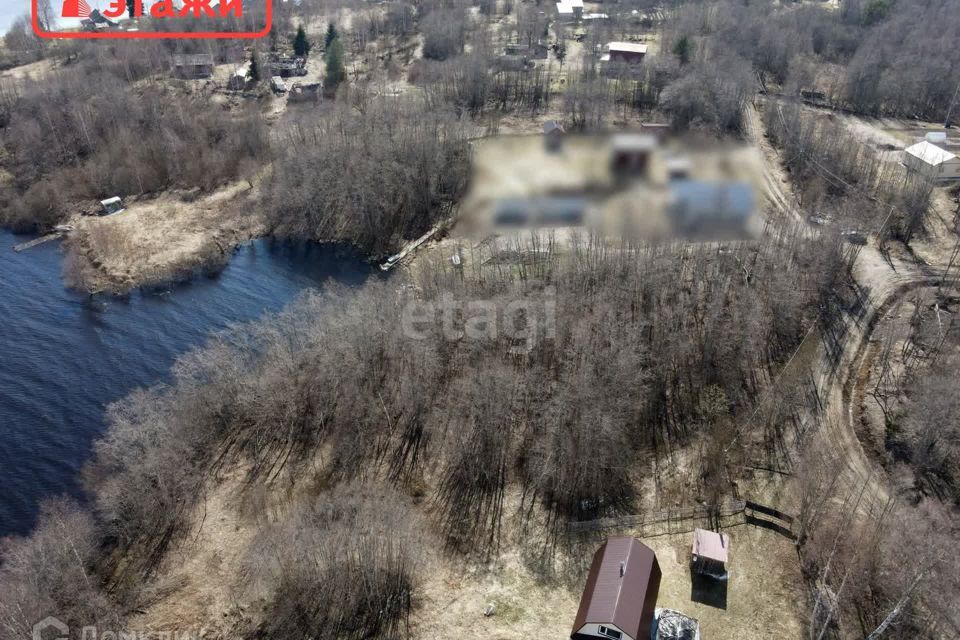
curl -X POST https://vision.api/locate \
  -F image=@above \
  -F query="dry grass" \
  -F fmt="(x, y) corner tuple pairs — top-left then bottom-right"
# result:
(128, 465), (806, 640)
(68, 178), (266, 294)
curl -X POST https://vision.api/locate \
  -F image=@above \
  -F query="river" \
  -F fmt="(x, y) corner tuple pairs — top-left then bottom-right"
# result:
(0, 230), (373, 536)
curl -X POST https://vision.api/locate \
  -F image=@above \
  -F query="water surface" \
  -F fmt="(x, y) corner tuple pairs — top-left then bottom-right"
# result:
(0, 231), (371, 535)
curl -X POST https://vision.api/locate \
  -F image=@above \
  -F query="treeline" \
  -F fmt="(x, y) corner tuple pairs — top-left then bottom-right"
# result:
(764, 104), (932, 242)
(265, 97), (471, 256)
(794, 446), (960, 639)
(0, 230), (854, 636)
(668, 0), (960, 120)
(871, 290), (960, 505)
(0, 44), (269, 231)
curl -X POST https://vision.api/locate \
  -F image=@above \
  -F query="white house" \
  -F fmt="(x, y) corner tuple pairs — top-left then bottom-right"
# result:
(903, 140), (960, 182)
(556, 0), (583, 21)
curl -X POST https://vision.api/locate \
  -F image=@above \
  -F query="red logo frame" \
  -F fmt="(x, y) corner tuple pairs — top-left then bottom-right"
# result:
(32, 0), (272, 39)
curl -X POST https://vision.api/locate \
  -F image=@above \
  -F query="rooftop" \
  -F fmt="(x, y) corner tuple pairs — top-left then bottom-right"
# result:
(173, 53), (215, 67)
(608, 42), (648, 55)
(905, 140), (957, 166)
(572, 537), (661, 640)
(692, 528), (729, 564)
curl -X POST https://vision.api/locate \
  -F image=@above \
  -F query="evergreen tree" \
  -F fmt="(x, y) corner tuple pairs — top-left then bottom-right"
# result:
(249, 48), (261, 83)
(324, 22), (338, 49)
(672, 35), (693, 66)
(293, 24), (311, 57)
(324, 37), (346, 95)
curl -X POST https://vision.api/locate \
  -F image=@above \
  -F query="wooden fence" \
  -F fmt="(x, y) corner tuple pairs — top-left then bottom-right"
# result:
(567, 499), (746, 536)
(568, 498), (798, 541)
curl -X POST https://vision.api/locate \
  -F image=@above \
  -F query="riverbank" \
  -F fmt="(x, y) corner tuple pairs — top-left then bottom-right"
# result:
(61, 180), (267, 296)
(0, 228), (373, 535)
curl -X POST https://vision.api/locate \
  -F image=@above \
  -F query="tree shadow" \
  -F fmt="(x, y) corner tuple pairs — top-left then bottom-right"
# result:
(690, 569), (728, 610)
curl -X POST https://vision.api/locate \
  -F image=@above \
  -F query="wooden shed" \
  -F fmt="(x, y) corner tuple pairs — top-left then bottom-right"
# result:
(691, 528), (729, 580)
(172, 53), (215, 80)
(571, 537), (661, 640)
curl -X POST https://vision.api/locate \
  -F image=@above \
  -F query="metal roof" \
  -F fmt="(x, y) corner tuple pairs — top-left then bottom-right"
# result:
(572, 537), (661, 640)
(608, 42), (648, 55)
(173, 53), (215, 67)
(692, 528), (729, 563)
(905, 140), (957, 166)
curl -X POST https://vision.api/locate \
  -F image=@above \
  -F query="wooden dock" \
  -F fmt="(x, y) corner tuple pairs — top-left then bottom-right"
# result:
(379, 219), (449, 271)
(13, 232), (63, 253)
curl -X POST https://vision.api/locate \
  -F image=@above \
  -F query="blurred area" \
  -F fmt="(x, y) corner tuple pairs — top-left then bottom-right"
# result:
(459, 130), (766, 243)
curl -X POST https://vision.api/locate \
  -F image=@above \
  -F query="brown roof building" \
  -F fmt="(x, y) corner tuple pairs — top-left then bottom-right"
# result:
(571, 537), (662, 640)
(172, 53), (215, 80)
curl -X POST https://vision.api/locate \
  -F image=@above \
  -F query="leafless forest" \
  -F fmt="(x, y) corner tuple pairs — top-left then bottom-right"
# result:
(2, 0), (960, 638)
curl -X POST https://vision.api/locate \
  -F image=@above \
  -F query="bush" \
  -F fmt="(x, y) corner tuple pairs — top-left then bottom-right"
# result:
(243, 483), (421, 640)
(0, 499), (120, 640)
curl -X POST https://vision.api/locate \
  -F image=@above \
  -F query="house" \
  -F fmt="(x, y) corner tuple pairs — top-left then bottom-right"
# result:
(495, 55), (531, 73)
(172, 53), (215, 79)
(270, 56), (308, 78)
(288, 82), (321, 103)
(556, 0), (583, 21)
(505, 42), (549, 59)
(903, 140), (960, 182)
(81, 9), (119, 31)
(571, 537), (661, 640)
(543, 119), (565, 152)
(610, 133), (657, 178)
(227, 64), (250, 90)
(602, 42), (647, 65)
(691, 528), (729, 580)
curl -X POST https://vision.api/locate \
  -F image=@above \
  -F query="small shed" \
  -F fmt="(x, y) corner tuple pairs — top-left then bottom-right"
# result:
(99, 196), (124, 216)
(172, 53), (215, 79)
(270, 76), (287, 94)
(543, 119), (565, 151)
(691, 528), (729, 580)
(571, 537), (661, 640)
(227, 64), (250, 91)
(903, 140), (960, 182)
